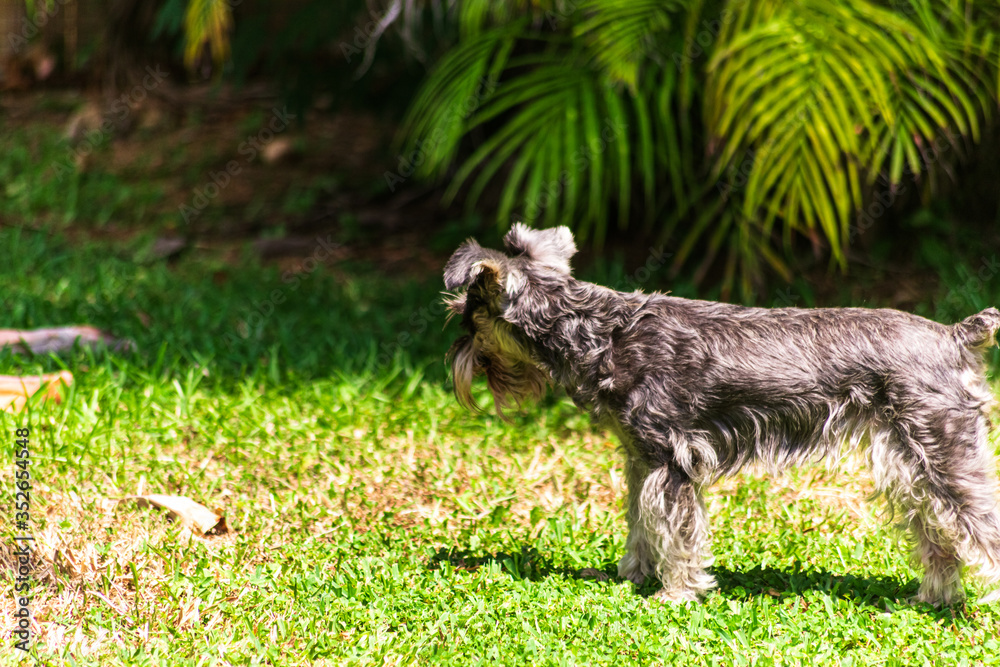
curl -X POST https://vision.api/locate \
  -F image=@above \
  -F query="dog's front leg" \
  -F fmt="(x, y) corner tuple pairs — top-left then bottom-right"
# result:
(621, 460), (716, 602)
(618, 456), (655, 585)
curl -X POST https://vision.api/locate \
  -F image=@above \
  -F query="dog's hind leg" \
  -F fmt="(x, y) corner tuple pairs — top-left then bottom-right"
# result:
(911, 467), (1000, 607)
(931, 408), (1000, 604)
(908, 513), (965, 606)
(622, 463), (715, 602)
(873, 405), (1000, 606)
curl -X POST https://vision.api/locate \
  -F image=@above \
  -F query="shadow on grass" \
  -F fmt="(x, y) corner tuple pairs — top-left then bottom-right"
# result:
(712, 562), (913, 607)
(429, 546), (619, 585)
(713, 564), (980, 619)
(430, 546), (977, 617)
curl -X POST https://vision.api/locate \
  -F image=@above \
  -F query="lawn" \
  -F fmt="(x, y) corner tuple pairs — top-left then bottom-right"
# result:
(3, 111), (1000, 666)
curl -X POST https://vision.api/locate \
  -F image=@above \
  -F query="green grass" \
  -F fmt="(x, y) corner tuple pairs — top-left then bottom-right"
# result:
(2, 225), (1000, 666)
(0, 126), (165, 230)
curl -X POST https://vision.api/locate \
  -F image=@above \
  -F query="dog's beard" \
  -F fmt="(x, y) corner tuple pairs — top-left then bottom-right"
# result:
(447, 329), (547, 420)
(447, 335), (479, 412)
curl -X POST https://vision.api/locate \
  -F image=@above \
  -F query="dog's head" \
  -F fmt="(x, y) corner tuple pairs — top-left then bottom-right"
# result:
(443, 223), (577, 416)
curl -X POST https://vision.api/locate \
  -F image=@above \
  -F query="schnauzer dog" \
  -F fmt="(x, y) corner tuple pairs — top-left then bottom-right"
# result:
(443, 223), (1000, 606)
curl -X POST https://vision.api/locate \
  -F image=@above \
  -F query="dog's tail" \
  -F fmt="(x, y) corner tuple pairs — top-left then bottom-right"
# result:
(954, 307), (1000, 350)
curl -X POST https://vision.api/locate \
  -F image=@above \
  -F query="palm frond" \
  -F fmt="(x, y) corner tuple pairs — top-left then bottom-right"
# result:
(183, 0), (234, 70)
(706, 0), (990, 272)
(399, 1), (691, 247)
(574, 0), (682, 89)
(452, 59), (633, 247)
(459, 0), (555, 37)
(396, 25), (520, 181)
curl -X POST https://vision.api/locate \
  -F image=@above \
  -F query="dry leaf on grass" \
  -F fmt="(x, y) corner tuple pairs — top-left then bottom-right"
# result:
(0, 370), (72, 412)
(0, 325), (133, 354)
(121, 494), (228, 536)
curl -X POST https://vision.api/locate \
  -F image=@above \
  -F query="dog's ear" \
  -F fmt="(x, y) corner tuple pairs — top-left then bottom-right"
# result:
(444, 239), (500, 290)
(503, 223), (577, 275)
(443, 240), (508, 291)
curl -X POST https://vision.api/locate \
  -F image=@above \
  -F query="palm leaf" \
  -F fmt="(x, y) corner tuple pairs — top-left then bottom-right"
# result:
(706, 0), (991, 272)
(574, 0), (681, 89)
(396, 25), (519, 181)
(183, 0), (233, 70)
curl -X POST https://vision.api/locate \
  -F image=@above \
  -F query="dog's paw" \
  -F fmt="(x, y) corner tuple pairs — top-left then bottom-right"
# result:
(617, 554), (648, 585)
(651, 587), (700, 604)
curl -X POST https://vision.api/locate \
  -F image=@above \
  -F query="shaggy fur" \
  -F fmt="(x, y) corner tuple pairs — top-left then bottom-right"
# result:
(443, 224), (1000, 606)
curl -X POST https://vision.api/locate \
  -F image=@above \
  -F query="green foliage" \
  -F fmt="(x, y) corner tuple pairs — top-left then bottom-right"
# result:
(399, 0), (1000, 298)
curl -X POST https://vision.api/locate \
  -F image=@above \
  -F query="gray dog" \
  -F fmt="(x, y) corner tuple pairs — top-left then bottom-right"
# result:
(443, 223), (1000, 606)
